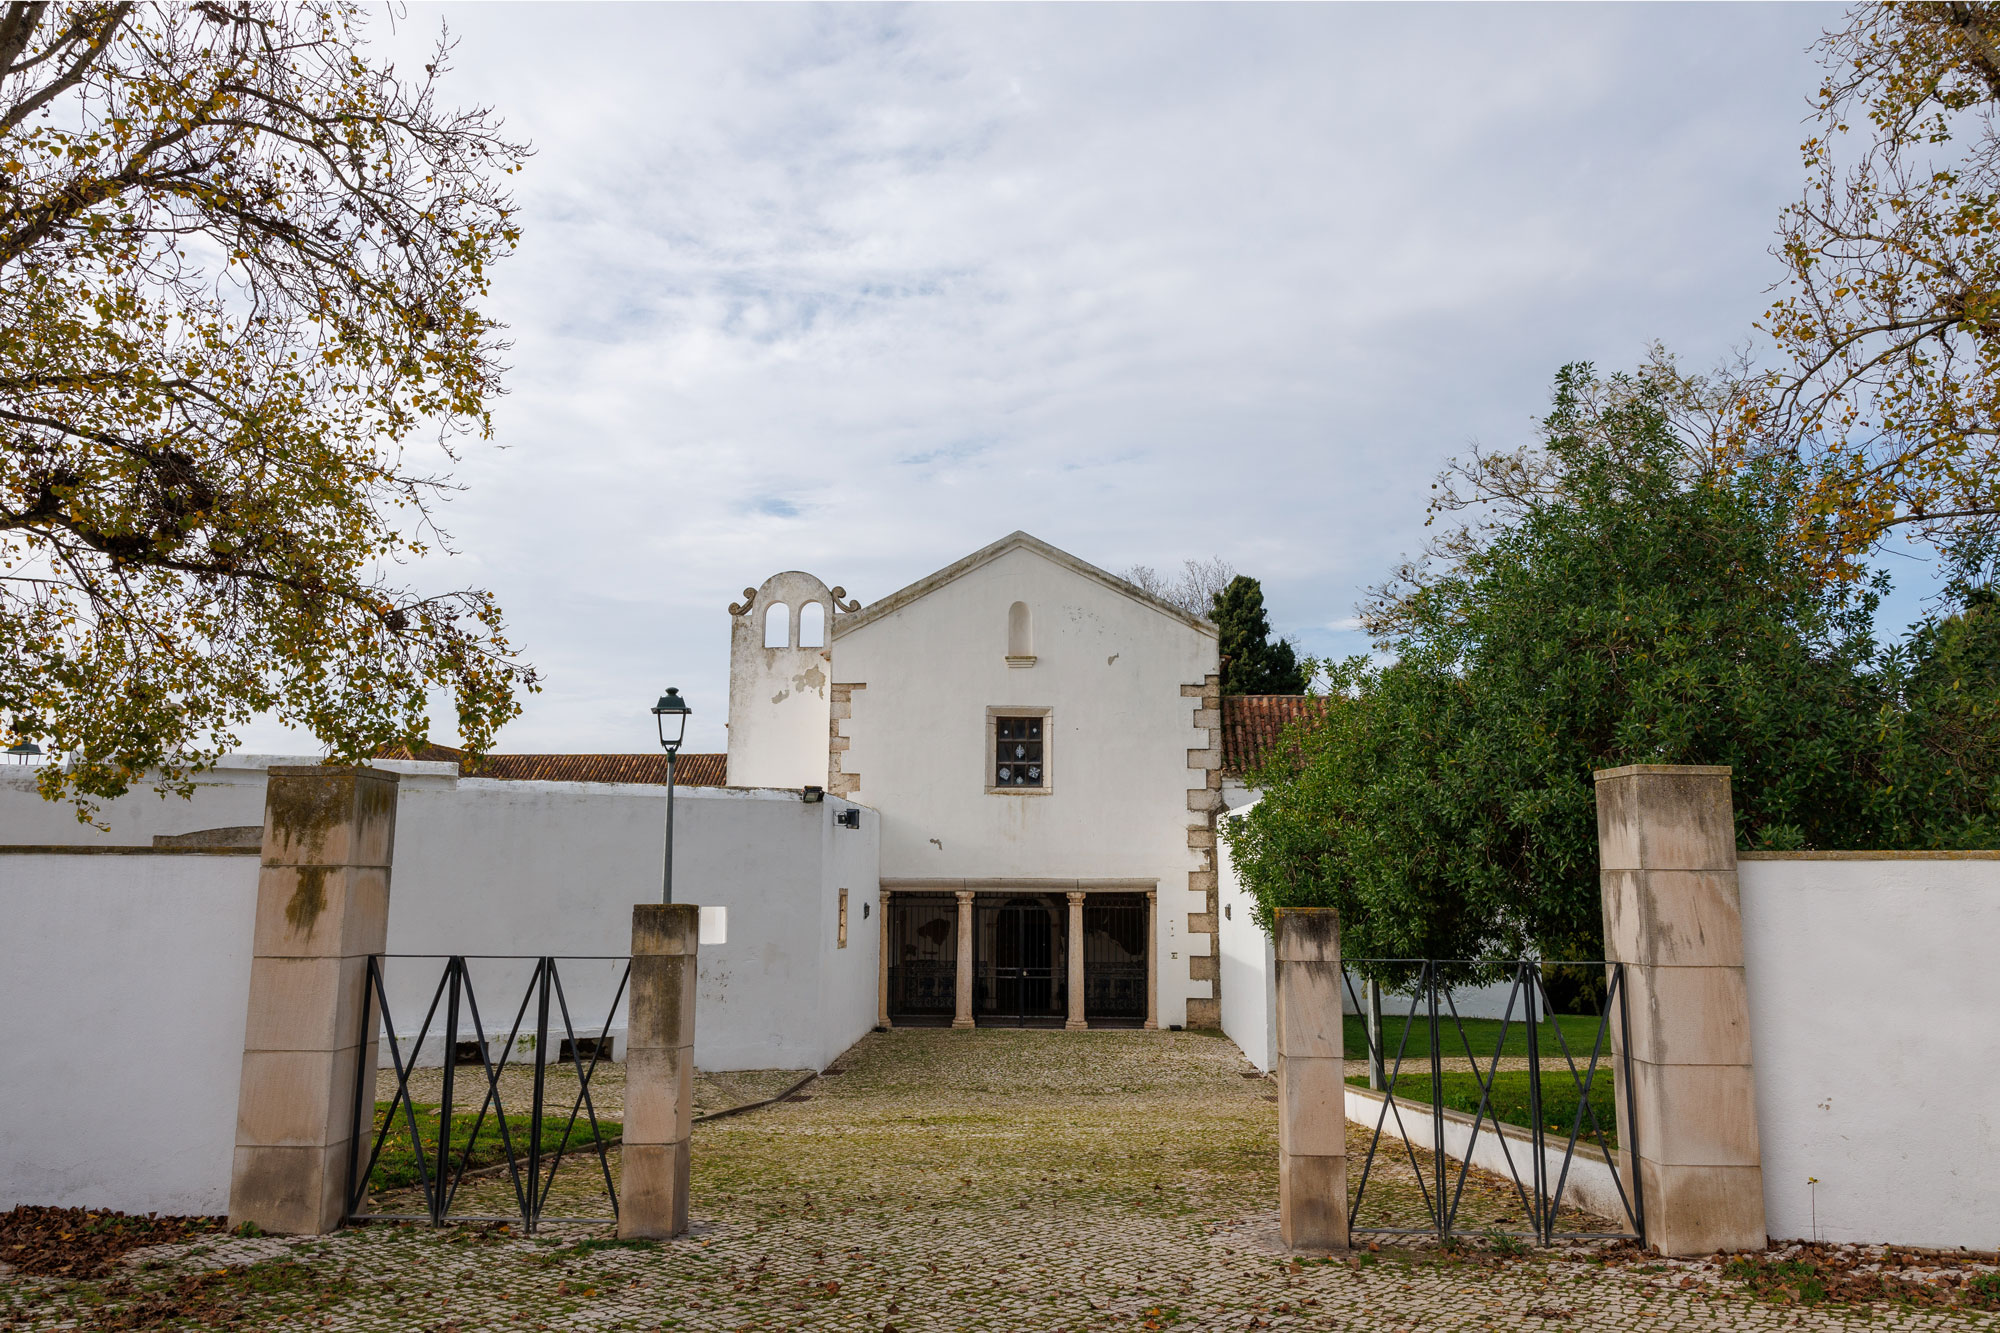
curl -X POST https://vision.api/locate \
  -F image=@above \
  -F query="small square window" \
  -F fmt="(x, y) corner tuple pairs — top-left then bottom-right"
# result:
(993, 715), (1046, 788)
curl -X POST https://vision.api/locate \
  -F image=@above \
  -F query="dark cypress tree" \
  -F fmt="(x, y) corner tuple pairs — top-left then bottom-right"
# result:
(1212, 575), (1307, 694)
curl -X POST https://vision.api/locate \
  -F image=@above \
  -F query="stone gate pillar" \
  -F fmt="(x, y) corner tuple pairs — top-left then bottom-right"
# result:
(1595, 764), (1765, 1256)
(1274, 907), (1348, 1252)
(228, 765), (399, 1235)
(620, 903), (700, 1239)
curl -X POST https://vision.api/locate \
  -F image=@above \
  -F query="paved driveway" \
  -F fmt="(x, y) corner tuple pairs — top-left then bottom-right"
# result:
(4, 1028), (1994, 1331)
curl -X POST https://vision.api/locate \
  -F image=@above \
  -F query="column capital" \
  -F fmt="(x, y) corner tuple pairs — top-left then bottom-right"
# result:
(955, 888), (976, 904)
(1066, 889), (1086, 905)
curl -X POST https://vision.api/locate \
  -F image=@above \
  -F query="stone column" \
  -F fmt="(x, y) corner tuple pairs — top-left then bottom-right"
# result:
(1065, 890), (1087, 1031)
(877, 887), (893, 1030)
(953, 889), (976, 1029)
(620, 903), (699, 1239)
(1144, 889), (1159, 1031)
(228, 765), (399, 1236)
(1595, 764), (1764, 1257)
(1274, 906), (1348, 1252)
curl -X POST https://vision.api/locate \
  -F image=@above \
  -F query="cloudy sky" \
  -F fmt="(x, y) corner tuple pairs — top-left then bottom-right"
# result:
(249, 2), (1874, 757)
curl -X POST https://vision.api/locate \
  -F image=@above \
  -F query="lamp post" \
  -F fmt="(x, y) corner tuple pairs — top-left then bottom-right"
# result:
(651, 687), (691, 904)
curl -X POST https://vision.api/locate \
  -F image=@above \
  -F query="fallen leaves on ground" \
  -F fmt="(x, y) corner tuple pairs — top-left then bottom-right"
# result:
(1719, 1244), (2000, 1311)
(0, 1207), (226, 1279)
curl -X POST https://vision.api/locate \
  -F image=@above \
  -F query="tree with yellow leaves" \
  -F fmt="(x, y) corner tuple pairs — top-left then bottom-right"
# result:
(0, 1), (535, 812)
(1769, 2), (2000, 574)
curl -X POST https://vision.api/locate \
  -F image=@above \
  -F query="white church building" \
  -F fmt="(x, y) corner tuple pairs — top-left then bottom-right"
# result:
(727, 531), (1228, 1031)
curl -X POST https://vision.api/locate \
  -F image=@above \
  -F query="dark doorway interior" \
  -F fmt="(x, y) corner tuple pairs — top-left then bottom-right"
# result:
(887, 893), (957, 1025)
(974, 894), (1066, 1027)
(1083, 894), (1147, 1026)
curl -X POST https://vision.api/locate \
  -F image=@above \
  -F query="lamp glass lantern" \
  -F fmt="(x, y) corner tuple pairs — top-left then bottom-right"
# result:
(651, 687), (692, 903)
(652, 687), (690, 754)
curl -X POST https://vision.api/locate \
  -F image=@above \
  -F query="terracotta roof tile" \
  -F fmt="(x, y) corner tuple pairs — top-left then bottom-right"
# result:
(1221, 695), (1328, 777)
(376, 744), (728, 788)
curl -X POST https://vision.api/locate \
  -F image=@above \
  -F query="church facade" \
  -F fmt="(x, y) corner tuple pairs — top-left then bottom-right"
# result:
(725, 531), (1227, 1030)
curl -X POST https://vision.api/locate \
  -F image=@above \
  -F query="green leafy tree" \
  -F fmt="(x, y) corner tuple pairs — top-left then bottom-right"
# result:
(1224, 361), (2000, 968)
(0, 2), (537, 813)
(1212, 575), (1306, 695)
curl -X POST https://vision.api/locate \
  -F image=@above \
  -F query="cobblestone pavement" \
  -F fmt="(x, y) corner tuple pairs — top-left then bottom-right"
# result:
(379, 1063), (812, 1122)
(5, 1028), (1995, 1332)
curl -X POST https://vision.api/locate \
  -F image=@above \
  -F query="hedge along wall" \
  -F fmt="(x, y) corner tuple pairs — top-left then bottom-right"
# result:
(1737, 851), (2000, 1250)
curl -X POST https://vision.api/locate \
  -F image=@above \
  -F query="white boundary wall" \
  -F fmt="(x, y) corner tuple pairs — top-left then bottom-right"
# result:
(0, 850), (258, 1215)
(1217, 795), (1275, 1072)
(1738, 852), (2000, 1249)
(1218, 834), (2000, 1250)
(1, 760), (881, 1213)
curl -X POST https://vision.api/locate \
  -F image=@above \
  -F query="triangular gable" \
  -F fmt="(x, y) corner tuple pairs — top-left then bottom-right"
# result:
(832, 531), (1218, 640)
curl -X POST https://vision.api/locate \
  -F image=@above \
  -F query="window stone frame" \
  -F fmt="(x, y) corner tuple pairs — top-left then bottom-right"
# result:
(985, 705), (1054, 796)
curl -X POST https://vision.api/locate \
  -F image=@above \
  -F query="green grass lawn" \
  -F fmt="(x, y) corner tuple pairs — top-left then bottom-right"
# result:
(1342, 1011), (1612, 1062)
(1347, 1070), (1621, 1149)
(361, 1102), (620, 1190)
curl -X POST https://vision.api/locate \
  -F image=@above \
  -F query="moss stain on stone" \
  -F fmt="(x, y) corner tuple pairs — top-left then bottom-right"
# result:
(285, 865), (329, 937)
(267, 775), (350, 858)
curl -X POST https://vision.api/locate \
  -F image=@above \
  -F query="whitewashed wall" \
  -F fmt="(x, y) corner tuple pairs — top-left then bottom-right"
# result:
(1738, 852), (2000, 1249)
(725, 570), (837, 790)
(1217, 796), (1275, 1072)
(1, 761), (881, 1212)
(0, 849), (259, 1215)
(833, 538), (1218, 1026)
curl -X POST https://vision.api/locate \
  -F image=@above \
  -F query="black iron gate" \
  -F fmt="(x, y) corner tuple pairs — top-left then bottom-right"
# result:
(1341, 959), (1643, 1245)
(886, 893), (958, 1024)
(345, 954), (630, 1230)
(974, 895), (1065, 1025)
(1082, 894), (1147, 1024)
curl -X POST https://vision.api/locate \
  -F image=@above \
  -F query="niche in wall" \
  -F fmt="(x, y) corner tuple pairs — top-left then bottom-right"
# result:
(1006, 600), (1035, 667)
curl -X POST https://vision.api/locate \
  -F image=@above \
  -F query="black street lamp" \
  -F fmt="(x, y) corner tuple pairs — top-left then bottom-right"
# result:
(651, 687), (691, 904)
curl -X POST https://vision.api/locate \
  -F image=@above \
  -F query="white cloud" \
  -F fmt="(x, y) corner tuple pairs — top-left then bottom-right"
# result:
(238, 2), (1840, 755)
